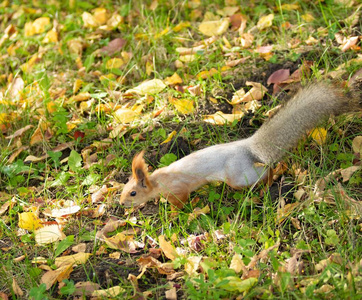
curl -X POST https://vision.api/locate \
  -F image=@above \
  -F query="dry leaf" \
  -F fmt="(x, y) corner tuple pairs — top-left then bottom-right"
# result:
(6, 125), (33, 140)
(41, 264), (73, 290)
(18, 212), (43, 231)
(114, 108), (139, 123)
(12, 278), (23, 296)
(185, 256), (202, 275)
(267, 69), (290, 85)
(159, 235), (179, 261)
(198, 18), (230, 36)
(100, 38), (127, 56)
(169, 98), (195, 114)
(203, 111), (244, 125)
(257, 14), (274, 30)
(35, 225), (66, 245)
(106, 57), (125, 69)
(310, 127), (327, 145)
(165, 73), (183, 85)
(340, 166), (361, 182)
(55, 252), (92, 267)
(92, 286), (125, 297)
(352, 136), (362, 155)
(230, 253), (245, 274)
(126, 79), (166, 95)
(24, 17), (50, 36)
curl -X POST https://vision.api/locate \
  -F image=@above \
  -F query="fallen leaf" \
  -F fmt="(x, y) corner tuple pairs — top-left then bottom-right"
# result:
(198, 18), (230, 36)
(114, 108), (139, 123)
(185, 256), (202, 275)
(24, 17), (50, 36)
(92, 286), (125, 297)
(230, 253), (245, 274)
(301, 13), (314, 22)
(35, 225), (66, 245)
(161, 131), (177, 144)
(169, 98), (195, 114)
(203, 111), (245, 125)
(18, 212), (43, 231)
(267, 69), (290, 85)
(82, 11), (99, 28)
(40, 264), (73, 290)
(310, 127), (327, 145)
(100, 38), (127, 56)
(106, 57), (125, 69)
(126, 79), (166, 95)
(257, 14), (274, 30)
(352, 136), (362, 155)
(159, 235), (179, 261)
(340, 166), (361, 182)
(55, 252), (92, 267)
(12, 278), (23, 296)
(165, 73), (183, 85)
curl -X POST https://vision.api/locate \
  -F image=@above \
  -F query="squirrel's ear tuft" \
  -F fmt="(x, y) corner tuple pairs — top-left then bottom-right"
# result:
(131, 151), (149, 183)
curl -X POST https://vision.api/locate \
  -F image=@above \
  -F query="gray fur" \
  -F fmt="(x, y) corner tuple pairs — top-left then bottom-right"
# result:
(250, 83), (354, 164)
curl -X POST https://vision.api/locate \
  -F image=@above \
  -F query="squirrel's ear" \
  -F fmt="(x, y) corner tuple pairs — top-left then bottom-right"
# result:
(131, 151), (149, 185)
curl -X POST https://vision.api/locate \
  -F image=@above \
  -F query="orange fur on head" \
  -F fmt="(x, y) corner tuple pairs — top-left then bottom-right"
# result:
(131, 151), (150, 186)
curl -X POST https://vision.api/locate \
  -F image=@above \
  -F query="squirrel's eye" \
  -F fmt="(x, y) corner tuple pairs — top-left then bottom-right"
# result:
(130, 191), (137, 197)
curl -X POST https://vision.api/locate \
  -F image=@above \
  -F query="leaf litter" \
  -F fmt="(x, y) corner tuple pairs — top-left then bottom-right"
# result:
(0, 0), (361, 299)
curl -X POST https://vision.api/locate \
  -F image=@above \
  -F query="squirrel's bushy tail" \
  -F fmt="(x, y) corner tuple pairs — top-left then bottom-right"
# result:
(250, 82), (361, 164)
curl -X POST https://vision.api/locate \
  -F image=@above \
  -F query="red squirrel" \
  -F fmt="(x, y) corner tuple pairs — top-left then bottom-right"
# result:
(120, 83), (360, 210)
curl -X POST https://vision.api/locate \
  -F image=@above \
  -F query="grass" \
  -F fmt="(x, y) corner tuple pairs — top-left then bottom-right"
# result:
(0, 0), (361, 299)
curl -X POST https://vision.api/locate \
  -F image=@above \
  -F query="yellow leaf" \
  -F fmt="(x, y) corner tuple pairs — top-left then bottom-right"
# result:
(173, 21), (191, 32)
(165, 72), (183, 85)
(161, 131), (177, 144)
(280, 4), (300, 11)
(24, 17), (50, 36)
(126, 79), (166, 95)
(93, 8), (108, 25)
(42, 29), (58, 43)
(196, 68), (218, 79)
(155, 27), (171, 39)
(257, 14), (274, 30)
(73, 79), (84, 94)
(203, 111), (244, 125)
(47, 101), (57, 113)
(82, 12), (99, 28)
(107, 14), (123, 28)
(67, 39), (83, 56)
(302, 13), (315, 22)
(92, 286), (125, 297)
(69, 92), (91, 103)
(114, 108), (138, 123)
(106, 58), (124, 69)
(198, 18), (230, 36)
(179, 54), (196, 63)
(54, 252), (92, 267)
(20, 54), (40, 73)
(310, 127), (327, 145)
(18, 212), (43, 231)
(169, 98), (195, 114)
(159, 235), (179, 261)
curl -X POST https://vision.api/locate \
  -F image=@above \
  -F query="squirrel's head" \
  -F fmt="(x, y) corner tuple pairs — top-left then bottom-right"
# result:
(120, 151), (154, 207)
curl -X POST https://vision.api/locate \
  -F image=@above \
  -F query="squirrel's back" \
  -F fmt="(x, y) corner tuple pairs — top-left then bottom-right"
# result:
(250, 83), (360, 164)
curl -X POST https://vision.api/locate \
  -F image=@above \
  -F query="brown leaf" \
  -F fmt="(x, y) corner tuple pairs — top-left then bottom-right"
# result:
(40, 264), (73, 290)
(12, 278), (24, 296)
(100, 38), (127, 56)
(73, 281), (100, 296)
(267, 69), (290, 85)
(159, 235), (179, 261)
